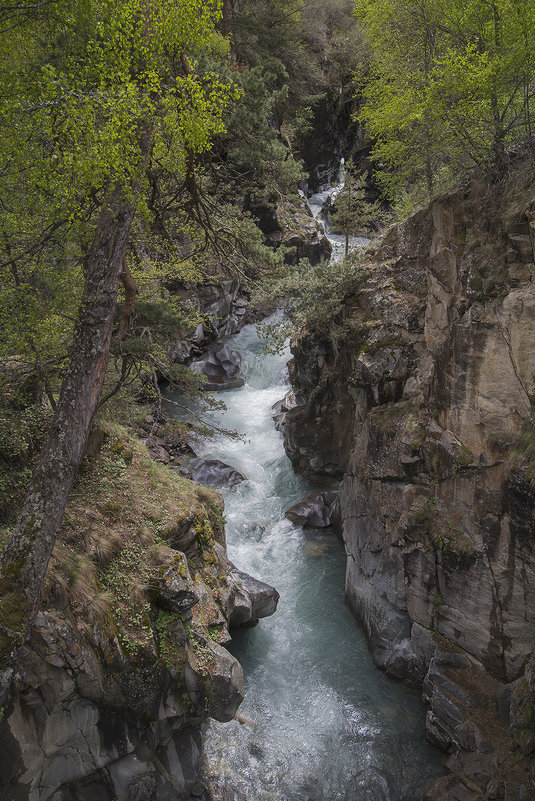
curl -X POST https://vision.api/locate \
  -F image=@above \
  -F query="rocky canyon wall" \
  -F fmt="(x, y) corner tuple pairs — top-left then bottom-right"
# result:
(282, 183), (535, 799)
(0, 427), (278, 801)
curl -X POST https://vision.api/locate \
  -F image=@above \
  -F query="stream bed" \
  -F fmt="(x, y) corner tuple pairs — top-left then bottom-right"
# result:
(168, 320), (443, 801)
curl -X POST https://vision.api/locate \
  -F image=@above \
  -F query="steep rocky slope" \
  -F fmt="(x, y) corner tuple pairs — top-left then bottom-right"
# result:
(0, 425), (278, 801)
(281, 180), (535, 799)
(0, 186), (329, 801)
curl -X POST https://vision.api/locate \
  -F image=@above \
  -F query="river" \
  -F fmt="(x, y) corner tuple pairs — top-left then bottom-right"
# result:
(174, 336), (443, 799)
(306, 163), (370, 260)
(168, 185), (443, 800)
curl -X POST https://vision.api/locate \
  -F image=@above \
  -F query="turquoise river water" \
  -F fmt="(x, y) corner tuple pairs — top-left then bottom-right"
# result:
(170, 316), (444, 801)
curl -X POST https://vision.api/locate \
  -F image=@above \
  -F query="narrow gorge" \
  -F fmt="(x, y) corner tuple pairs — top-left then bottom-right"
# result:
(168, 313), (442, 800)
(280, 180), (535, 800)
(1, 1), (535, 799)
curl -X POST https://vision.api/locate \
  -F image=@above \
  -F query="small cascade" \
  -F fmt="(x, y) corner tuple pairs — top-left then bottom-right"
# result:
(306, 159), (369, 261)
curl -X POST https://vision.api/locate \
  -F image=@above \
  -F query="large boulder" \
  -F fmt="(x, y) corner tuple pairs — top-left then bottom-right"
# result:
(191, 459), (245, 489)
(169, 279), (251, 364)
(227, 568), (280, 628)
(190, 344), (245, 390)
(285, 486), (340, 528)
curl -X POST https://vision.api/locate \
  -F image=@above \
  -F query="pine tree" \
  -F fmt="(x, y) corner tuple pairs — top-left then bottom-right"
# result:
(329, 167), (382, 255)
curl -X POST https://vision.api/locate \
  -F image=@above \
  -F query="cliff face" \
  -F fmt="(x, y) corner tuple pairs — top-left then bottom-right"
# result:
(282, 184), (535, 799)
(0, 426), (278, 801)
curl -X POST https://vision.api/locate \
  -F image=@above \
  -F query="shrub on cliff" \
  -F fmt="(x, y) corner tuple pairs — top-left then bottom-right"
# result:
(258, 250), (370, 348)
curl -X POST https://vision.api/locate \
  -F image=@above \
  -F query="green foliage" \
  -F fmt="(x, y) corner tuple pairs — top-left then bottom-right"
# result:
(155, 609), (184, 671)
(0, 405), (49, 523)
(514, 422), (535, 487)
(329, 166), (383, 255)
(100, 543), (154, 655)
(432, 592), (444, 613)
(0, 0), (237, 411)
(221, 65), (306, 193)
(258, 250), (370, 342)
(355, 0), (535, 201)
(0, 0), (369, 433)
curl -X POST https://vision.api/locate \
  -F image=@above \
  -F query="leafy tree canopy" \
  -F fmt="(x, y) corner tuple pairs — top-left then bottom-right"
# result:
(0, 0), (237, 399)
(355, 0), (535, 202)
(0, 0), (242, 672)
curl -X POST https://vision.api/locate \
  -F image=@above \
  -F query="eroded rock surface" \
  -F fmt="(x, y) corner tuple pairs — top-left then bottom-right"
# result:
(0, 430), (278, 801)
(285, 487), (340, 528)
(169, 279), (251, 364)
(246, 193), (331, 266)
(1, 613), (211, 801)
(190, 344), (245, 391)
(271, 389), (297, 432)
(282, 187), (535, 797)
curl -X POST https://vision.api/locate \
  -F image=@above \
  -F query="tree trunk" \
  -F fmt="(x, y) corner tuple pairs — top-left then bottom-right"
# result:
(0, 131), (151, 687)
(222, 0), (229, 36)
(490, 90), (506, 173)
(425, 153), (434, 200)
(489, 1), (506, 174)
(117, 256), (137, 340)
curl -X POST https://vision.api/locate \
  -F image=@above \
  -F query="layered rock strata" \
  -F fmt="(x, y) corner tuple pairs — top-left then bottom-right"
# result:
(281, 186), (535, 799)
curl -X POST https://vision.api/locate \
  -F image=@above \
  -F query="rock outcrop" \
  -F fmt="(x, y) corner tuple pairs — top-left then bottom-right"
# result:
(281, 183), (535, 798)
(190, 344), (246, 391)
(271, 389), (297, 432)
(227, 567), (280, 628)
(298, 89), (360, 195)
(169, 279), (251, 365)
(285, 486), (340, 528)
(0, 426), (278, 801)
(246, 193), (331, 266)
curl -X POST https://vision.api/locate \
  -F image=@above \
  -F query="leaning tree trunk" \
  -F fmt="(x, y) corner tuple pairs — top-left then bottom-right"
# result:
(0, 142), (149, 695)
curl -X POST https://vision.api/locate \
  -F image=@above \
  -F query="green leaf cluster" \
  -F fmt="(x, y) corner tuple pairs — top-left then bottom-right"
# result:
(355, 0), (535, 201)
(329, 165), (383, 254)
(0, 0), (237, 404)
(0, 405), (50, 524)
(258, 250), (369, 343)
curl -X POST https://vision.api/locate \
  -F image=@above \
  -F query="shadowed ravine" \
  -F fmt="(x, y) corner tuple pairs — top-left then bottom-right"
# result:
(168, 316), (444, 801)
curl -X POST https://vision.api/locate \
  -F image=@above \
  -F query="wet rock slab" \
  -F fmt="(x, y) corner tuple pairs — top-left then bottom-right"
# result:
(191, 459), (245, 489)
(285, 486), (340, 528)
